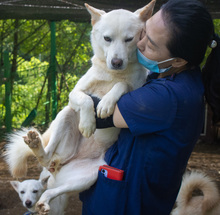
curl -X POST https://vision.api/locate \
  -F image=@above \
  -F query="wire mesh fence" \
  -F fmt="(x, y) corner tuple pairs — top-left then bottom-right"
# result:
(0, 19), (92, 132)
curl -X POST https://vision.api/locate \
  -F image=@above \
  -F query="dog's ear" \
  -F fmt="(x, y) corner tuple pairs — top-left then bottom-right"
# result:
(134, 0), (156, 22)
(40, 176), (50, 189)
(10, 181), (20, 193)
(84, 3), (106, 26)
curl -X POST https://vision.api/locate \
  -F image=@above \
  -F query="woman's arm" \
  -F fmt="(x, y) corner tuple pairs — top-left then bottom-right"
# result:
(113, 104), (128, 128)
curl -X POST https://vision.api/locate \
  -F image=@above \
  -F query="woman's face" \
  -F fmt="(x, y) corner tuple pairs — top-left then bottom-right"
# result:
(137, 10), (173, 67)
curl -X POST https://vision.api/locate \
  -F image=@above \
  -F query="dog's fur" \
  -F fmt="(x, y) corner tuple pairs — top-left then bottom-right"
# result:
(4, 1), (156, 214)
(171, 171), (220, 215)
(10, 168), (69, 215)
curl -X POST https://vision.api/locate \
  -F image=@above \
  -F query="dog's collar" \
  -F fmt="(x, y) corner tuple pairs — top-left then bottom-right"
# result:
(23, 212), (37, 215)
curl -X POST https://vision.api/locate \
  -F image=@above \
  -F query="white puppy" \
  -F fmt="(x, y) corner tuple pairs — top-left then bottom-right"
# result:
(171, 171), (220, 215)
(4, 1), (156, 214)
(10, 177), (49, 213)
(10, 168), (69, 215)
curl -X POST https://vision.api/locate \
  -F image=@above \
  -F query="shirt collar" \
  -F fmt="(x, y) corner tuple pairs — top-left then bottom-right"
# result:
(146, 72), (175, 82)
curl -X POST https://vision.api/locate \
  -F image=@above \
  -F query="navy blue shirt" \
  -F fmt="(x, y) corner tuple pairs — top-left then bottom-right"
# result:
(80, 67), (205, 215)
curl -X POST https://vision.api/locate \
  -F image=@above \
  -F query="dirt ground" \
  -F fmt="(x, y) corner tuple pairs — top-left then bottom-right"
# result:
(1, 139), (220, 215)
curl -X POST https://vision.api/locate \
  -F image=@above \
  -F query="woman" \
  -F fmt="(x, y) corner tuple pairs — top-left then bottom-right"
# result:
(80, 0), (220, 214)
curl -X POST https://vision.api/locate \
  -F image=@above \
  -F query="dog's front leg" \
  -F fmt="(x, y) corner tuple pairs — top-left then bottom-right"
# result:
(36, 185), (71, 215)
(36, 181), (92, 215)
(97, 82), (130, 119)
(69, 90), (96, 138)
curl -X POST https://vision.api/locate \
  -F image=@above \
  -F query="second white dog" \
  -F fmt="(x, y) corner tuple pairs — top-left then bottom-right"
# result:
(10, 168), (69, 215)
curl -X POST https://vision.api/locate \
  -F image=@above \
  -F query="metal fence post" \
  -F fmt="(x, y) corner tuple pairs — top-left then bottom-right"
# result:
(50, 21), (57, 120)
(4, 51), (12, 132)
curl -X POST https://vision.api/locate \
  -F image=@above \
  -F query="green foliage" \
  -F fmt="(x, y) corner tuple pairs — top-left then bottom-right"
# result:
(0, 19), (92, 129)
(214, 19), (220, 35)
(10, 56), (81, 127)
(12, 57), (48, 127)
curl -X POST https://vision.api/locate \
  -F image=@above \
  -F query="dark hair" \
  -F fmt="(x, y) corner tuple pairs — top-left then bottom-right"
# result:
(161, 0), (214, 66)
(161, 0), (220, 124)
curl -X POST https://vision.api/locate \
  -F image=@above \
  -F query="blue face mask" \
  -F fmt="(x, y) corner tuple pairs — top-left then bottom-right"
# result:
(137, 49), (174, 73)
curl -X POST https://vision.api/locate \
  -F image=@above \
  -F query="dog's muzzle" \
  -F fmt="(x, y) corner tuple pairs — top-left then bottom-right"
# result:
(111, 58), (123, 69)
(25, 200), (33, 208)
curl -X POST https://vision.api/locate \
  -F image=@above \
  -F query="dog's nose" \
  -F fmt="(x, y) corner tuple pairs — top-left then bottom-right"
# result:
(25, 200), (32, 208)
(111, 58), (123, 69)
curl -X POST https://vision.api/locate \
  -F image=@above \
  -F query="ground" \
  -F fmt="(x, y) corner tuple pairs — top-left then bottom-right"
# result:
(0, 140), (220, 215)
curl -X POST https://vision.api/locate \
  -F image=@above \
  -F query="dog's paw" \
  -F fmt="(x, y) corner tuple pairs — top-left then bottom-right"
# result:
(48, 161), (56, 173)
(79, 117), (96, 138)
(97, 97), (115, 119)
(48, 160), (61, 173)
(36, 202), (50, 215)
(23, 130), (41, 149)
(79, 122), (96, 138)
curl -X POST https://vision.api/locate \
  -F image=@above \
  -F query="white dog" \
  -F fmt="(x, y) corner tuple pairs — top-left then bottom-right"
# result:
(171, 171), (220, 215)
(4, 1), (155, 214)
(10, 168), (69, 215)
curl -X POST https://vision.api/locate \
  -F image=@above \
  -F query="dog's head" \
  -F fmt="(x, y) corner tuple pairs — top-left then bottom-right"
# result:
(85, 0), (156, 71)
(10, 176), (50, 212)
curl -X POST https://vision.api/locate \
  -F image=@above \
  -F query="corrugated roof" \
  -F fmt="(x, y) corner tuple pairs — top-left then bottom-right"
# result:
(0, 0), (219, 21)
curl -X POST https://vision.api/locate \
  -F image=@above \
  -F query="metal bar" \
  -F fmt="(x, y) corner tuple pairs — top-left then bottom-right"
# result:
(4, 51), (12, 132)
(50, 21), (57, 120)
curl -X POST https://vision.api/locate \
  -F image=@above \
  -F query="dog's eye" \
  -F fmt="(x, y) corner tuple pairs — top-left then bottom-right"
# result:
(125, 37), (133, 43)
(33, 190), (38, 193)
(20, 191), (25, 194)
(104, 36), (112, 42)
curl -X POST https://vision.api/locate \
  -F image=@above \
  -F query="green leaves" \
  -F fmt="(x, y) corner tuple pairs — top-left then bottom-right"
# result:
(0, 20), (92, 128)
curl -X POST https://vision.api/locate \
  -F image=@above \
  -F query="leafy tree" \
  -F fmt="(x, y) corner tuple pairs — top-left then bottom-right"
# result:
(0, 20), (92, 128)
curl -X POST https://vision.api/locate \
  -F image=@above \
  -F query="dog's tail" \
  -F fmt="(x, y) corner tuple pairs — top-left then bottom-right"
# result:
(176, 171), (219, 212)
(4, 128), (36, 178)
